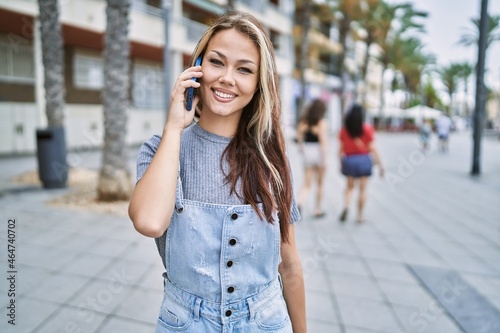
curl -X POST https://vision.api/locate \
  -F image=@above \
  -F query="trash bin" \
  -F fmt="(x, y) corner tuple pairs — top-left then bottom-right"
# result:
(36, 126), (68, 189)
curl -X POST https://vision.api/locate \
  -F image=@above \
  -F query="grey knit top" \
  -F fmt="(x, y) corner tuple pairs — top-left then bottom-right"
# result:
(136, 123), (300, 264)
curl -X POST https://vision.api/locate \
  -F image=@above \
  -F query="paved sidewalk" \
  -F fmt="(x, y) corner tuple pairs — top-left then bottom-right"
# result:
(1, 131), (499, 333)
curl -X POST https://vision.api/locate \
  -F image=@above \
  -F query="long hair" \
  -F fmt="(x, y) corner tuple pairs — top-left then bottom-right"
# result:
(301, 99), (327, 126)
(344, 103), (365, 138)
(189, 12), (293, 243)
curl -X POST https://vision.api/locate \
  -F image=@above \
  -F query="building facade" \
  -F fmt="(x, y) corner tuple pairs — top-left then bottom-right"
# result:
(0, 0), (296, 155)
(292, 0), (343, 132)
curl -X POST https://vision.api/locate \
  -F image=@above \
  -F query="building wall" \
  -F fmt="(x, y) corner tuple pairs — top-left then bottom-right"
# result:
(0, 0), (296, 155)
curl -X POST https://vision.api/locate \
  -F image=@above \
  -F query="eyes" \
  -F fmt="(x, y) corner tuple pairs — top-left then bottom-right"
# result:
(208, 57), (255, 74)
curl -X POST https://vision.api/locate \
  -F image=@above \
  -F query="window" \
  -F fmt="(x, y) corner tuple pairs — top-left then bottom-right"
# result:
(132, 62), (164, 110)
(0, 39), (35, 83)
(73, 53), (104, 90)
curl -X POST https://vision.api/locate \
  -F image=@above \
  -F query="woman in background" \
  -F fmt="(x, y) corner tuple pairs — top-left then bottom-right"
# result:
(338, 103), (384, 224)
(296, 99), (328, 218)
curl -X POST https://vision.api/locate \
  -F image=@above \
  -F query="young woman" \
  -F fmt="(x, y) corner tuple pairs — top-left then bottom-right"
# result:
(296, 99), (328, 218)
(128, 11), (307, 333)
(339, 103), (384, 224)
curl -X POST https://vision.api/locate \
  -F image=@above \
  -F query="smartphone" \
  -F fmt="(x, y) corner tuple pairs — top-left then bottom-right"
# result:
(185, 56), (202, 111)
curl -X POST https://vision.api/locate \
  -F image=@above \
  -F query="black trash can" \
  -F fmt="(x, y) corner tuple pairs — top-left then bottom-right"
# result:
(36, 126), (68, 189)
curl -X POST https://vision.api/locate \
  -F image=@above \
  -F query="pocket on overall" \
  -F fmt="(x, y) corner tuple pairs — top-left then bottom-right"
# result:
(254, 294), (291, 331)
(157, 292), (193, 331)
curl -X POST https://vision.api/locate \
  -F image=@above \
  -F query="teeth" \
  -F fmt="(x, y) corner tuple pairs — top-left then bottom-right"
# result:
(214, 90), (235, 99)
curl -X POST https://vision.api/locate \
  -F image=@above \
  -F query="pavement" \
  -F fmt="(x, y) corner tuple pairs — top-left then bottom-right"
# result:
(1, 130), (500, 333)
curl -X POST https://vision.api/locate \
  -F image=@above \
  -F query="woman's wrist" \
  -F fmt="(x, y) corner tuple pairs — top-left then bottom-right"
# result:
(163, 122), (184, 137)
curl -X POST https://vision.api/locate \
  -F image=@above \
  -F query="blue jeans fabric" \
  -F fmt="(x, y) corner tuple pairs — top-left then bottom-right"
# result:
(156, 278), (292, 332)
(341, 154), (373, 177)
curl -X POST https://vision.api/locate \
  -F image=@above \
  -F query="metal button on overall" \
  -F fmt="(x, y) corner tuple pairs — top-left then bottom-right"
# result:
(227, 286), (235, 293)
(231, 213), (238, 220)
(229, 238), (237, 246)
(225, 310), (232, 317)
(226, 260), (233, 267)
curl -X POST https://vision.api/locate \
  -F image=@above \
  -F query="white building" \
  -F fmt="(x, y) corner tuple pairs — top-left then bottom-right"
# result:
(0, 0), (296, 155)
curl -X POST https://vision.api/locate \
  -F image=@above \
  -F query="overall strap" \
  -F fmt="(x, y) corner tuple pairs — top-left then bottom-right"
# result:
(156, 174), (184, 269)
(175, 173), (184, 211)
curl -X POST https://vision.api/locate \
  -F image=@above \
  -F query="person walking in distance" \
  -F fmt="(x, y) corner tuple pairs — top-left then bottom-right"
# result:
(436, 113), (453, 152)
(296, 99), (328, 218)
(128, 12), (306, 333)
(338, 104), (384, 224)
(419, 119), (432, 152)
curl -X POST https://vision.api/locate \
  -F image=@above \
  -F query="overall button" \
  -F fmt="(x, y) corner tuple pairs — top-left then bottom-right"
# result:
(225, 310), (232, 317)
(176, 207), (184, 213)
(229, 238), (237, 246)
(226, 260), (233, 267)
(227, 286), (235, 293)
(231, 213), (238, 220)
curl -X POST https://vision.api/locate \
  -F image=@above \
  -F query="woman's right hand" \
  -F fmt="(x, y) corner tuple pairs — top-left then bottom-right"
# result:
(165, 65), (203, 131)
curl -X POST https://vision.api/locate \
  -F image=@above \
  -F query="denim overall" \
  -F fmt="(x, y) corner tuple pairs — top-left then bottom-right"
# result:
(156, 179), (293, 333)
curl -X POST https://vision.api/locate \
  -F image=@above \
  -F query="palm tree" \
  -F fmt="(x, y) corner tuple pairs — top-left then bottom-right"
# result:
(98, 0), (133, 201)
(422, 77), (444, 110)
(38, 0), (65, 127)
(438, 63), (463, 114)
(296, 0), (312, 115)
(357, 1), (426, 90)
(378, 34), (432, 114)
(456, 62), (474, 117)
(385, 36), (433, 99)
(369, 2), (428, 124)
(37, 0), (67, 188)
(326, 0), (366, 114)
(458, 14), (500, 49)
(353, 0), (381, 107)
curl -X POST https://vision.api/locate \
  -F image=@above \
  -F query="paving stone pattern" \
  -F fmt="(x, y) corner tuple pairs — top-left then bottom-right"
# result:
(1, 131), (499, 333)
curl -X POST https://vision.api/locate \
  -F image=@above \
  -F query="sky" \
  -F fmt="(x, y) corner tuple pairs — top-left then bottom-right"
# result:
(395, 0), (500, 89)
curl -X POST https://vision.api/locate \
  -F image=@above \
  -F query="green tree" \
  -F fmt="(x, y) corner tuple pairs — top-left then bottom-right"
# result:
(422, 77), (444, 109)
(456, 62), (474, 116)
(382, 34), (433, 110)
(326, 0), (366, 114)
(98, 0), (133, 201)
(438, 63), (463, 114)
(370, 2), (428, 122)
(357, 0), (427, 104)
(458, 14), (500, 49)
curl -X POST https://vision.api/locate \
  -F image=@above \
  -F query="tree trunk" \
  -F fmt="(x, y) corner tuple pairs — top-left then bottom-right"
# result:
(297, 0), (311, 119)
(448, 92), (453, 115)
(36, 0), (67, 189)
(338, 17), (351, 117)
(360, 38), (373, 108)
(98, 0), (133, 201)
(38, 0), (65, 127)
(463, 79), (469, 117)
(378, 60), (388, 130)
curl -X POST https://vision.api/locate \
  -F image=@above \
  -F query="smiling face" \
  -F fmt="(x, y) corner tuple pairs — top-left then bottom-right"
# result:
(198, 28), (260, 134)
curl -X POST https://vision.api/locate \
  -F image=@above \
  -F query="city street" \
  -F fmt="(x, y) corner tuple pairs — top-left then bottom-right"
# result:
(1, 130), (499, 333)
